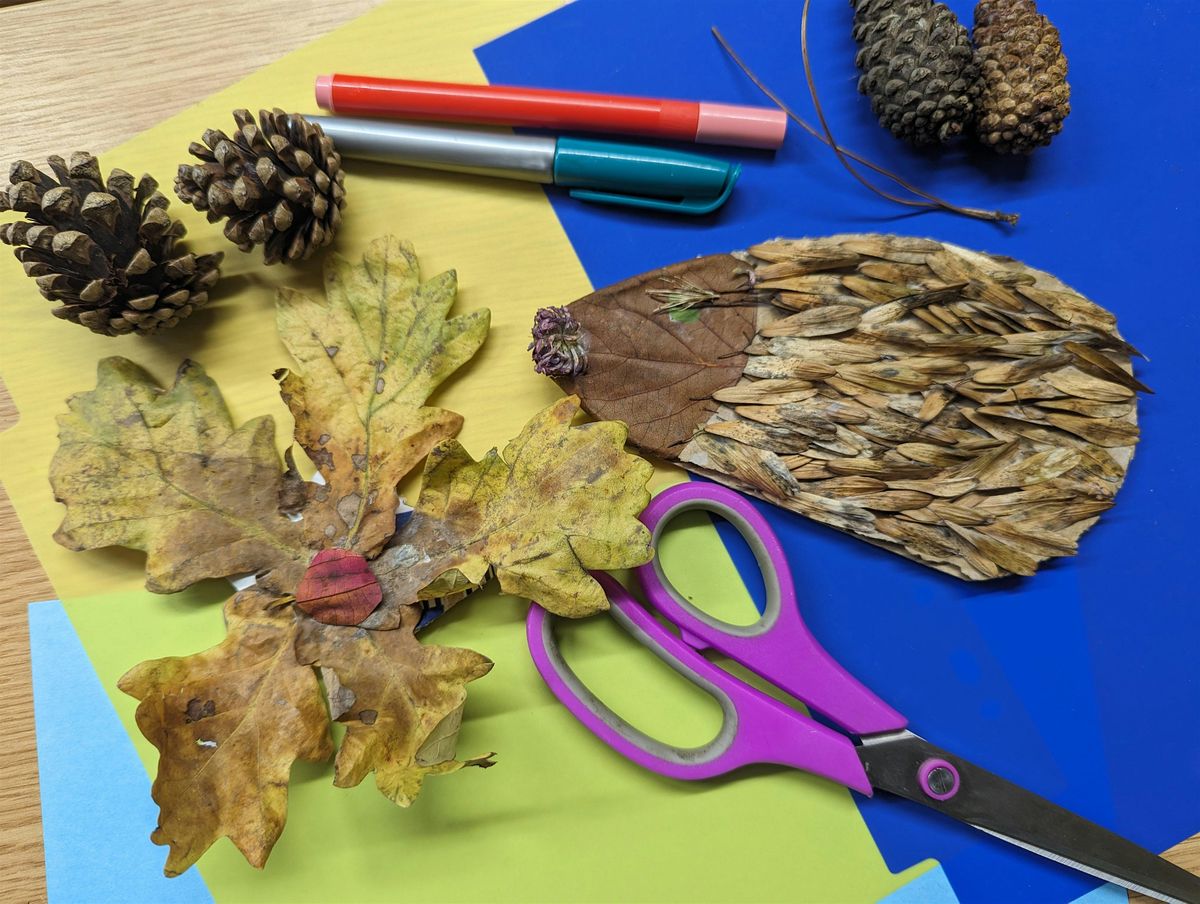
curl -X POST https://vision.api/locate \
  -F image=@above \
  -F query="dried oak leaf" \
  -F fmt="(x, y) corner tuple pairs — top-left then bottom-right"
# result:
(118, 588), (333, 875)
(51, 357), (311, 593)
(276, 236), (489, 556)
(372, 395), (654, 618)
(295, 603), (494, 806)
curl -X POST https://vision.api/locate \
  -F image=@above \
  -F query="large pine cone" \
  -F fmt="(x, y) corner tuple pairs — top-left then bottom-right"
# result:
(851, 0), (981, 145)
(0, 153), (222, 336)
(973, 0), (1070, 154)
(175, 109), (345, 265)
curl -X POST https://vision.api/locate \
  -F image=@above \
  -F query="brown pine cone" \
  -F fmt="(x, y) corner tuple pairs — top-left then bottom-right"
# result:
(851, 0), (982, 146)
(0, 153), (222, 336)
(973, 0), (1070, 154)
(175, 109), (346, 265)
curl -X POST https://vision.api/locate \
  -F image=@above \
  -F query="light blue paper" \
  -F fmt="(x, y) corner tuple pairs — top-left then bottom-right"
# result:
(878, 864), (960, 904)
(1067, 883), (1131, 904)
(29, 599), (212, 904)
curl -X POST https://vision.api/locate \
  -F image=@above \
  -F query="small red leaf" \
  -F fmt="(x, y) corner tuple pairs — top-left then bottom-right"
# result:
(294, 548), (383, 626)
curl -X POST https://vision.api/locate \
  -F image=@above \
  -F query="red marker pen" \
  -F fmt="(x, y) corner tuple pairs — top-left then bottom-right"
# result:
(314, 75), (787, 150)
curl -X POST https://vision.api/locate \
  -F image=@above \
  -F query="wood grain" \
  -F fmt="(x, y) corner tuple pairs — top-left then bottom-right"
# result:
(0, 1), (380, 899)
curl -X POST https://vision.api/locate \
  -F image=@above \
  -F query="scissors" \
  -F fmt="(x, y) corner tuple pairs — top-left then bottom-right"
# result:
(526, 482), (1200, 904)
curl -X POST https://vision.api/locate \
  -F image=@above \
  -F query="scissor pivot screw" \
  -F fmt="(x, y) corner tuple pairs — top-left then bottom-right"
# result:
(917, 758), (960, 801)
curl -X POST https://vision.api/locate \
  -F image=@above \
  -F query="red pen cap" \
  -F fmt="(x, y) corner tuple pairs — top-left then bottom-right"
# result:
(314, 74), (787, 150)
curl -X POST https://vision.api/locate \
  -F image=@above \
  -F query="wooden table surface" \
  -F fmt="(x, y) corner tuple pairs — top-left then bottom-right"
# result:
(0, 2), (1194, 903)
(0, 2), (379, 900)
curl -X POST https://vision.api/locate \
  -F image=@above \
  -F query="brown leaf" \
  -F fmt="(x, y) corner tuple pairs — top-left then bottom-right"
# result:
(712, 379), (817, 405)
(1035, 397), (1133, 418)
(295, 605), (493, 807)
(945, 523), (1040, 576)
(758, 304), (862, 337)
(118, 589), (333, 875)
(756, 336), (880, 364)
(837, 362), (933, 393)
(553, 253), (756, 457)
(972, 352), (1074, 385)
(974, 447), (1081, 490)
(850, 490), (933, 511)
(917, 389), (952, 422)
(1043, 367), (1136, 402)
(51, 358), (310, 594)
(744, 356), (838, 381)
(1064, 341), (1153, 394)
(978, 405), (1140, 448)
(1016, 285), (1117, 333)
(294, 548), (384, 626)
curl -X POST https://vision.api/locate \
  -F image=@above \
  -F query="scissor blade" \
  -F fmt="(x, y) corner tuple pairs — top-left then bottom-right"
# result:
(858, 731), (1200, 904)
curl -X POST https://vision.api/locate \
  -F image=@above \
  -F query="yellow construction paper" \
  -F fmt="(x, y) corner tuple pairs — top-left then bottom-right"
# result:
(4, 1), (932, 899)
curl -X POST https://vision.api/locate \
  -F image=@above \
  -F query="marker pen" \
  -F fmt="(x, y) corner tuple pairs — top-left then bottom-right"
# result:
(309, 115), (741, 215)
(314, 75), (786, 150)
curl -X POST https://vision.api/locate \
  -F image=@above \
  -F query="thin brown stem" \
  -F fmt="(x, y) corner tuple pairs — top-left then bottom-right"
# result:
(711, 19), (1019, 226)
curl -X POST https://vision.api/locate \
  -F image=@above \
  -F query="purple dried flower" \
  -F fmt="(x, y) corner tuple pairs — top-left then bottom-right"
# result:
(529, 305), (588, 377)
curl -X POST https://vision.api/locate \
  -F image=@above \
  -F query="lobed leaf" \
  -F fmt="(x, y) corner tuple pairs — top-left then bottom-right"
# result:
(295, 604), (493, 806)
(372, 396), (654, 618)
(51, 357), (311, 593)
(118, 589), (333, 875)
(276, 236), (490, 556)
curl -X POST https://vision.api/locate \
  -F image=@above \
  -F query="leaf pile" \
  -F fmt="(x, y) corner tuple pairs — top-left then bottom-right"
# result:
(541, 233), (1147, 581)
(50, 235), (654, 874)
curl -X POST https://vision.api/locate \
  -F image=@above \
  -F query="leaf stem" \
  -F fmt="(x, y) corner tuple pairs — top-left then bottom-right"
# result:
(710, 17), (1019, 226)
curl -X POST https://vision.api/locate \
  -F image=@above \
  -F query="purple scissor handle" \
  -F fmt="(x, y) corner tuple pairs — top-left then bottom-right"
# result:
(637, 481), (906, 737)
(527, 571), (873, 792)
(526, 481), (899, 792)
(525, 482), (1200, 904)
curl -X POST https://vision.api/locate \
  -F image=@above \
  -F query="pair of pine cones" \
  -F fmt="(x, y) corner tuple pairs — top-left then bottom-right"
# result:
(0, 110), (345, 336)
(852, 0), (1070, 152)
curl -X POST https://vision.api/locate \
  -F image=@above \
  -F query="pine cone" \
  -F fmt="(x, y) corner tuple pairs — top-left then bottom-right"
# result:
(973, 0), (1070, 154)
(851, 0), (981, 145)
(0, 153), (222, 336)
(175, 109), (345, 265)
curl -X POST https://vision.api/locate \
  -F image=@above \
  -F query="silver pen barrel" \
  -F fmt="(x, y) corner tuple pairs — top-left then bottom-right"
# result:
(307, 115), (556, 184)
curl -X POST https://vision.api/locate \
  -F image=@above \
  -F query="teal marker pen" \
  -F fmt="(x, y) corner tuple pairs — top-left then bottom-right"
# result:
(308, 115), (740, 215)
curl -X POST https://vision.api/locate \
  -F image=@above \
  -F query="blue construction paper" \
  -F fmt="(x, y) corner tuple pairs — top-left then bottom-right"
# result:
(879, 864), (960, 904)
(477, 2), (1200, 902)
(29, 600), (213, 904)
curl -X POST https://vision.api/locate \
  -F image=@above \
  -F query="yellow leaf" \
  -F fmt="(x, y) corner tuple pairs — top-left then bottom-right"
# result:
(373, 395), (654, 618)
(51, 358), (310, 593)
(276, 236), (489, 556)
(295, 604), (494, 806)
(118, 589), (333, 875)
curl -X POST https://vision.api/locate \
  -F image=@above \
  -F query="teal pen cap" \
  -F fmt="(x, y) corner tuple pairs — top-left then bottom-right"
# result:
(552, 137), (740, 215)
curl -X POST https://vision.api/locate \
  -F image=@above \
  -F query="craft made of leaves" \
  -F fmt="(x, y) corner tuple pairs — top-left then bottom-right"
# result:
(50, 235), (655, 874)
(534, 234), (1148, 581)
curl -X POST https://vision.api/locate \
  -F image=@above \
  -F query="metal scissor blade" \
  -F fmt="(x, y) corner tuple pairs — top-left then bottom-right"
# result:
(858, 731), (1200, 904)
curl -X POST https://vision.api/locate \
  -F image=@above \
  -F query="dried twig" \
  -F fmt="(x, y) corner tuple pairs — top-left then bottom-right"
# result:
(711, 11), (1019, 226)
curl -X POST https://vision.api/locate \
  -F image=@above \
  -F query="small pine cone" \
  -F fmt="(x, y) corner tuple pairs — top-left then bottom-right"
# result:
(973, 0), (1070, 154)
(175, 109), (346, 265)
(851, 0), (981, 146)
(0, 153), (222, 336)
